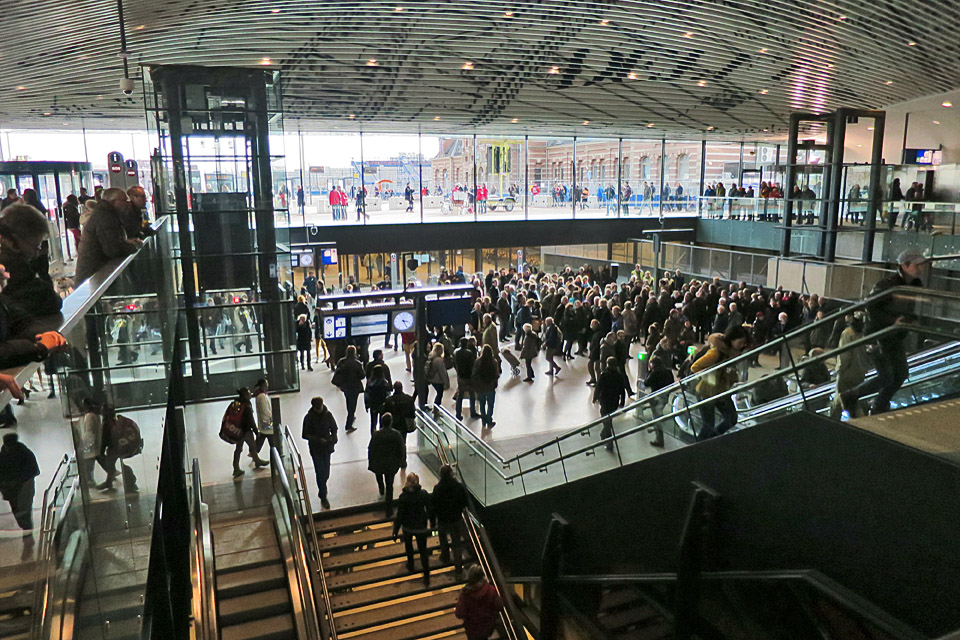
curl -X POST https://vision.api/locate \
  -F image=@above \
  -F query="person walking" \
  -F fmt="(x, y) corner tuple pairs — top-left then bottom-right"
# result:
(542, 316), (562, 376)
(75, 398), (102, 484)
(472, 345), (499, 428)
(454, 338), (479, 420)
(368, 413), (406, 515)
(594, 356), (627, 450)
(382, 381), (416, 480)
(518, 323), (540, 382)
(432, 464), (468, 577)
(364, 364), (392, 433)
(455, 565), (504, 640)
(296, 314), (313, 371)
(223, 389), (270, 478)
(332, 345), (365, 433)
(841, 249), (928, 415)
(252, 378), (274, 455)
(302, 397), (337, 509)
(393, 472), (433, 585)
(0, 433), (40, 533)
(644, 355), (675, 447)
(586, 319), (603, 386)
(425, 343), (450, 404)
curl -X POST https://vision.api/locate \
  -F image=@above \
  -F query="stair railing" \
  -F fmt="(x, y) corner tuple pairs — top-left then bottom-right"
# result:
(189, 458), (217, 640)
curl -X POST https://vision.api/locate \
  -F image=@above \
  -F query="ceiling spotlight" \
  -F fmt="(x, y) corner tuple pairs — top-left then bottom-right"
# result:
(907, 41), (916, 46)
(511, 118), (519, 123)
(394, 6), (404, 11)
(504, 11), (514, 17)
(762, 128), (769, 132)
(759, 48), (768, 53)
(838, 15), (847, 20)
(697, 80), (707, 87)
(15, 86), (25, 90)
(348, 114), (356, 119)
(548, 66), (560, 74)
(270, 8), (280, 13)
(627, 72), (638, 80)
(706, 126), (715, 131)
(582, 120), (590, 125)
(433, 116), (441, 121)
(933, 120), (941, 125)
(599, 19), (610, 26)
(260, 57), (272, 65)
(647, 123), (655, 128)
(941, 101), (953, 107)
(759, 89), (769, 94)
(461, 62), (474, 70)
(885, 80), (893, 85)
(366, 59), (378, 66)
(135, 24), (145, 29)
(867, 126), (875, 131)
(42, 112), (52, 116)
(826, 63), (834, 68)
(683, 32), (694, 38)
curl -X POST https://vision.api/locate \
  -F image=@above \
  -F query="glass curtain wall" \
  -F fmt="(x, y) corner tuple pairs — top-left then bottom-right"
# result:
(576, 138), (620, 218)
(476, 136), (523, 219)
(361, 133), (423, 223)
(702, 141), (743, 219)
(621, 139), (661, 217)
(663, 140), (699, 213)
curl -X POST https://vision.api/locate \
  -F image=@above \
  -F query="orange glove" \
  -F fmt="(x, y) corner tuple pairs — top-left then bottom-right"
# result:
(36, 331), (67, 351)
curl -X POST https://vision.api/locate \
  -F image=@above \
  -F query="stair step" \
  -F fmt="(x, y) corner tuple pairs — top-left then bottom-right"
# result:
(318, 524), (396, 553)
(315, 509), (390, 535)
(601, 587), (645, 612)
(342, 609), (462, 640)
(323, 537), (440, 571)
(216, 545), (282, 574)
(330, 568), (461, 612)
(220, 613), (297, 640)
(326, 558), (413, 592)
(599, 603), (661, 633)
(336, 588), (460, 633)
(219, 588), (291, 628)
(617, 620), (674, 640)
(217, 564), (286, 600)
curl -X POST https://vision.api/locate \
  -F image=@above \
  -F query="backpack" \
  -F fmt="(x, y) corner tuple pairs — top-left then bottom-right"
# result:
(678, 344), (710, 380)
(219, 401), (245, 445)
(112, 415), (143, 459)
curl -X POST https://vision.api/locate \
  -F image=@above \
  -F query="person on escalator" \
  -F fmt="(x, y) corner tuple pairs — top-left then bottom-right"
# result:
(841, 249), (929, 416)
(455, 565), (504, 640)
(689, 326), (750, 440)
(831, 313), (868, 419)
(431, 464), (468, 577)
(393, 472), (433, 586)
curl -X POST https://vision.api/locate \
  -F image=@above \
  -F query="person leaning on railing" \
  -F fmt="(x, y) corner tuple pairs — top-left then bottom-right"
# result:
(75, 188), (143, 283)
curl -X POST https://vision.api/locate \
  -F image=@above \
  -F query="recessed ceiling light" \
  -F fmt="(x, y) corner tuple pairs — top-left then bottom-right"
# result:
(366, 59), (378, 66)
(683, 32), (694, 38)
(548, 66), (560, 74)
(759, 89), (769, 95)
(626, 72), (638, 80)
(504, 11), (513, 17)
(42, 112), (52, 116)
(942, 101), (953, 108)
(599, 19), (609, 26)
(15, 86), (25, 90)
(135, 24), (145, 29)
(433, 116), (441, 121)
(706, 126), (715, 131)
(260, 57), (272, 65)
(885, 80), (893, 85)
(511, 118), (519, 123)
(582, 120), (590, 125)
(838, 15), (847, 20)
(867, 126), (875, 131)
(394, 6), (403, 11)
(348, 114), (356, 119)
(759, 48), (768, 53)
(857, 144), (863, 148)
(461, 62), (474, 70)
(933, 120), (941, 125)
(907, 41), (916, 46)
(647, 123), (655, 128)
(697, 80), (707, 87)
(96, 94), (103, 99)
(826, 63), (834, 68)
(762, 128), (769, 132)
(271, 8), (280, 13)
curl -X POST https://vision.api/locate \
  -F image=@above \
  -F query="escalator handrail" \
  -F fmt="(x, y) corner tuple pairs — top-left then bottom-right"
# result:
(415, 412), (525, 640)
(280, 425), (338, 640)
(550, 569), (926, 640)
(190, 458), (218, 640)
(31, 453), (75, 640)
(271, 442), (326, 640)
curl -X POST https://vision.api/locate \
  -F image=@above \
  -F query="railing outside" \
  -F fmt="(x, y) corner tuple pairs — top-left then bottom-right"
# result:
(417, 286), (960, 505)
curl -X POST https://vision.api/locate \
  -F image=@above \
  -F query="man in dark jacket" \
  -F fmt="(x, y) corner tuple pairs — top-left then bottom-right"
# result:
(496, 292), (512, 342)
(75, 188), (142, 283)
(393, 472), (433, 584)
(302, 397), (338, 509)
(368, 413), (406, 515)
(0, 433), (40, 531)
(842, 249), (928, 415)
(586, 319), (604, 385)
(454, 338), (479, 420)
(432, 464), (469, 576)
(333, 345), (365, 433)
(594, 357), (627, 450)
(365, 349), (392, 384)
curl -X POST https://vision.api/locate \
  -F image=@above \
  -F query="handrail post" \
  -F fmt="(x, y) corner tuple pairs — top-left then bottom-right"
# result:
(674, 482), (720, 640)
(539, 514), (571, 640)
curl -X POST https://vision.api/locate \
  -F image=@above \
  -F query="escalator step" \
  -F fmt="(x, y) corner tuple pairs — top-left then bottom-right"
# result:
(323, 537), (440, 570)
(335, 588), (460, 633)
(600, 587), (645, 612)
(317, 523), (395, 553)
(216, 563), (286, 600)
(220, 613), (297, 640)
(343, 609), (461, 640)
(219, 588), (292, 628)
(616, 620), (674, 640)
(216, 545), (282, 574)
(330, 567), (462, 612)
(315, 509), (391, 535)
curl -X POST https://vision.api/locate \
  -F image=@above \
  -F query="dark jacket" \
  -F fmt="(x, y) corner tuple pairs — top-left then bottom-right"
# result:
(865, 270), (922, 337)
(644, 366), (674, 392)
(456, 582), (504, 639)
(365, 358), (392, 384)
(471, 358), (499, 393)
(454, 346), (477, 380)
(0, 300), (49, 368)
(367, 425), (405, 474)
(519, 331), (540, 360)
(0, 247), (62, 335)
(382, 390), (415, 430)
(594, 368), (626, 411)
(431, 475), (468, 525)
(0, 440), (40, 499)
(295, 321), (312, 350)
(588, 329), (604, 362)
(75, 201), (139, 282)
(393, 483), (432, 536)
(543, 324), (561, 349)
(302, 406), (338, 455)
(365, 376), (392, 413)
(334, 356), (365, 394)
(63, 202), (81, 230)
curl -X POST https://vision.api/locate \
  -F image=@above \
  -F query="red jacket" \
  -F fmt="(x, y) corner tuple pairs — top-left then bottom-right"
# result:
(455, 582), (503, 639)
(329, 190), (339, 206)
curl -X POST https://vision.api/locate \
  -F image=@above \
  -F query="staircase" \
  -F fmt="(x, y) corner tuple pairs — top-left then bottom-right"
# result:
(316, 505), (488, 640)
(0, 562), (35, 640)
(212, 505), (296, 640)
(597, 587), (672, 640)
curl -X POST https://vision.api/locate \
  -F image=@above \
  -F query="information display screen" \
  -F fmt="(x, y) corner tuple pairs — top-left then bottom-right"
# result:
(427, 297), (472, 327)
(322, 248), (339, 265)
(349, 313), (390, 337)
(323, 315), (347, 339)
(902, 148), (943, 165)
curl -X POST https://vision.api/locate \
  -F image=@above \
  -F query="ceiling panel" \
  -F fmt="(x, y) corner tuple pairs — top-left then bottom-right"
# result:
(1, 0), (958, 136)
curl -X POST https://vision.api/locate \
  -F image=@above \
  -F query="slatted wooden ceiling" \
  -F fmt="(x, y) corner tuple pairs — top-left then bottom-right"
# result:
(1, 0), (959, 135)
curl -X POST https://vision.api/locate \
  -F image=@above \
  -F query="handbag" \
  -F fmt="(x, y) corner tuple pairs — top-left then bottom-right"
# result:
(331, 366), (346, 388)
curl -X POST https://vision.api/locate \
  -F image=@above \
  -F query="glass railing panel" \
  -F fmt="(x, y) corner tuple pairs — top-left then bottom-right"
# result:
(513, 440), (567, 493)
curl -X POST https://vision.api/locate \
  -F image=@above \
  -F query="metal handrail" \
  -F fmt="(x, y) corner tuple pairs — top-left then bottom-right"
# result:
(31, 454), (76, 640)
(271, 444), (323, 640)
(190, 458), (218, 640)
(415, 413), (525, 640)
(281, 425), (338, 640)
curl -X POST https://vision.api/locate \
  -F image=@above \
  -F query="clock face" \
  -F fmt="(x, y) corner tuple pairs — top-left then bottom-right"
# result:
(300, 253), (314, 267)
(393, 311), (415, 332)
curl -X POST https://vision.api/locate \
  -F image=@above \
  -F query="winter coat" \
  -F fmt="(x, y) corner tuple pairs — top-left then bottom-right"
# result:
(393, 483), (432, 536)
(334, 356), (365, 394)
(0, 246), (62, 335)
(519, 331), (540, 360)
(296, 321), (312, 350)
(0, 440), (40, 500)
(368, 426), (405, 474)
(455, 581), (504, 639)
(75, 200), (139, 282)
(432, 475), (468, 525)
(594, 368), (626, 411)
(382, 391), (416, 431)
(365, 376), (392, 413)
(690, 333), (741, 398)
(302, 407), (338, 455)
(425, 356), (450, 389)
(471, 358), (500, 393)
(543, 324), (561, 350)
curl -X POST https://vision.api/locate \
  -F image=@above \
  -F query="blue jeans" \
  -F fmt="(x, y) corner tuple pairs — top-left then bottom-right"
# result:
(477, 390), (496, 426)
(311, 450), (331, 499)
